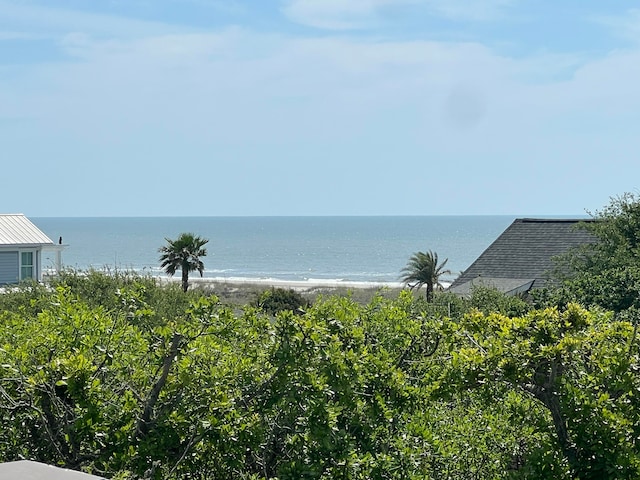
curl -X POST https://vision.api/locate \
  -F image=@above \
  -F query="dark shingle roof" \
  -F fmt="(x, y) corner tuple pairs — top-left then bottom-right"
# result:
(448, 218), (595, 294)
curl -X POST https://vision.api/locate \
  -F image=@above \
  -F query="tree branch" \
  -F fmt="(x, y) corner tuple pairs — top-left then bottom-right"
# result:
(135, 332), (183, 441)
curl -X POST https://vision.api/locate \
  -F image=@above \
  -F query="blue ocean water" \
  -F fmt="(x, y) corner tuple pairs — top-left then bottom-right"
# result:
(34, 216), (516, 285)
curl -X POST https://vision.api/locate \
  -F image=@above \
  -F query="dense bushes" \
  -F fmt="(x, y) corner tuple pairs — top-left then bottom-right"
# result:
(252, 287), (310, 315)
(1, 271), (639, 478)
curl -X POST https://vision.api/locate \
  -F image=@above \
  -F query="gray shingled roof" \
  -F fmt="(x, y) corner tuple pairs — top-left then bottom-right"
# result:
(0, 214), (53, 246)
(448, 218), (595, 295)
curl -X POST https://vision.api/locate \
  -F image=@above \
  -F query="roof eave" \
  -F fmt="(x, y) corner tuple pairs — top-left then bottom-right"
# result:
(0, 243), (53, 248)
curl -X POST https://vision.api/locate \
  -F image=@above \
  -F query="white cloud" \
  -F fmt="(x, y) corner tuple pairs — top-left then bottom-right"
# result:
(3, 7), (640, 215)
(0, 0), (185, 39)
(10, 27), (632, 154)
(594, 8), (640, 44)
(281, 0), (416, 29)
(423, 0), (515, 21)
(0, 30), (41, 40)
(281, 0), (515, 29)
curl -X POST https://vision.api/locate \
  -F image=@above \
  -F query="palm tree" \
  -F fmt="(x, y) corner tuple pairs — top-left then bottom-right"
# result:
(158, 233), (208, 292)
(400, 250), (451, 301)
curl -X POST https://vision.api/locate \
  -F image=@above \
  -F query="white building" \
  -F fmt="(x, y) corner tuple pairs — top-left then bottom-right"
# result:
(0, 213), (62, 285)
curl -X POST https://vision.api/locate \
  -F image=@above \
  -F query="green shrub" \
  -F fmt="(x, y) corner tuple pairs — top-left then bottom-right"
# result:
(252, 287), (310, 315)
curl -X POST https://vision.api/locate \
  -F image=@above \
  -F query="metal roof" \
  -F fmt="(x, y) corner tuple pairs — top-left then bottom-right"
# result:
(0, 214), (54, 246)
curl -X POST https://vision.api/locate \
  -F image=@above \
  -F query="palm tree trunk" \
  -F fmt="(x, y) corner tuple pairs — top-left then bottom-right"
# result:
(426, 282), (434, 302)
(181, 265), (189, 292)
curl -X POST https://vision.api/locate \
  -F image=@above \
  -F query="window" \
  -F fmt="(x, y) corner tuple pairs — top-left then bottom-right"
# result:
(21, 251), (34, 280)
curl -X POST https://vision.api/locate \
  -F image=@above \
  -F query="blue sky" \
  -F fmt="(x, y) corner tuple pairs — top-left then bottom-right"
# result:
(1, 0), (639, 216)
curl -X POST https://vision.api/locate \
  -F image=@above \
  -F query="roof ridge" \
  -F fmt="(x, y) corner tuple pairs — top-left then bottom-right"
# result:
(516, 218), (594, 223)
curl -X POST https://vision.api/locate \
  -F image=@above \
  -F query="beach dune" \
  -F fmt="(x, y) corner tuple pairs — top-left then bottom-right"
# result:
(163, 275), (405, 292)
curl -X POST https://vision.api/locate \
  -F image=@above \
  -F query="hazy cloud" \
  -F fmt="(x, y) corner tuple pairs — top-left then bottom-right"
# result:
(281, 0), (515, 29)
(0, 30), (42, 40)
(594, 8), (640, 44)
(167, 0), (249, 15)
(9, 28), (637, 146)
(423, 0), (515, 21)
(2, 1), (639, 215)
(281, 0), (405, 29)
(0, 0), (185, 38)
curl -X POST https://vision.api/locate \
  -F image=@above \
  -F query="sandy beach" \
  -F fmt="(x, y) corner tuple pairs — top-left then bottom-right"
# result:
(185, 276), (405, 291)
(157, 275), (407, 305)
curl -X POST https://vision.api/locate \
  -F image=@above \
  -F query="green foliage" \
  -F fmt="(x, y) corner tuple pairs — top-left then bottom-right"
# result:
(51, 269), (197, 329)
(467, 285), (531, 317)
(412, 392), (552, 479)
(435, 303), (640, 479)
(0, 279), (52, 318)
(252, 287), (310, 315)
(1, 282), (433, 478)
(52, 268), (141, 310)
(0, 286), (150, 472)
(551, 193), (640, 313)
(2, 274), (640, 479)
(413, 287), (530, 322)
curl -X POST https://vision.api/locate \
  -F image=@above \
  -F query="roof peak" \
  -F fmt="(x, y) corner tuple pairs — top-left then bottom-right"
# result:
(516, 218), (593, 223)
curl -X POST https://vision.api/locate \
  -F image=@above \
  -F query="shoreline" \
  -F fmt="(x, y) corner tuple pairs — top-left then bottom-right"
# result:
(157, 276), (409, 305)
(45, 269), (450, 293)
(180, 276), (406, 292)
(41, 270), (446, 305)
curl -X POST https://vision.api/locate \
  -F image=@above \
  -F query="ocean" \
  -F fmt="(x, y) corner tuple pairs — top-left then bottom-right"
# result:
(34, 216), (516, 286)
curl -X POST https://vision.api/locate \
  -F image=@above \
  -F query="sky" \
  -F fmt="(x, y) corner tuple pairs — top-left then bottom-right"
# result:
(1, 1), (639, 217)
